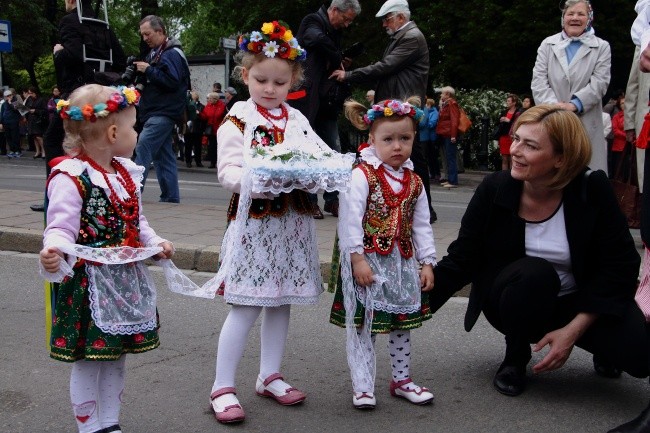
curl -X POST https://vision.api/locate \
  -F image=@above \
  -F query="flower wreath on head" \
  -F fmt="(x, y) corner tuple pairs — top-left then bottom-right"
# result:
(363, 100), (424, 125)
(57, 86), (140, 122)
(238, 20), (307, 61)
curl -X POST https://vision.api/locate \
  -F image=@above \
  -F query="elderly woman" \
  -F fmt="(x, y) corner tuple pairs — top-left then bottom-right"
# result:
(531, 0), (610, 175)
(429, 105), (650, 433)
(199, 92), (227, 168)
(435, 86), (460, 188)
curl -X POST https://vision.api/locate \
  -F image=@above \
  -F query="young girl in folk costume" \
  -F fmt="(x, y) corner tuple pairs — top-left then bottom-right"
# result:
(208, 20), (352, 424)
(39, 84), (174, 433)
(330, 98), (437, 409)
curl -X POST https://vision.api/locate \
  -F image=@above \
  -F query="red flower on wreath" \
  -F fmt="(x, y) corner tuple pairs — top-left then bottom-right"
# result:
(269, 21), (286, 40)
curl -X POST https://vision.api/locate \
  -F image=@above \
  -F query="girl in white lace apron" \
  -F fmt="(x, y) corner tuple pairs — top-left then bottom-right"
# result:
(39, 84), (174, 433)
(207, 20), (338, 424)
(330, 98), (437, 409)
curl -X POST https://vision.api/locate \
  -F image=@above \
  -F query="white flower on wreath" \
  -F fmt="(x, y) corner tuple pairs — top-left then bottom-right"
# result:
(263, 41), (279, 58)
(250, 31), (263, 42)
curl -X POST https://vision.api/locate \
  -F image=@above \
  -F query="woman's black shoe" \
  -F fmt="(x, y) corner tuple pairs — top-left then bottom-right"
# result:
(593, 354), (622, 378)
(608, 401), (650, 432)
(196, 162), (204, 167)
(493, 363), (526, 396)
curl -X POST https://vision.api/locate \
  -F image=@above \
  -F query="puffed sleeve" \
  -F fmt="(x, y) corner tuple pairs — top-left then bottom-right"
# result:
(43, 174), (82, 248)
(337, 168), (368, 253)
(216, 118), (244, 194)
(412, 186), (436, 265)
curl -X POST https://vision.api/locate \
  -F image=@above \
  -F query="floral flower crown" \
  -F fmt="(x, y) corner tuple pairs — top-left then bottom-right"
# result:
(57, 86), (140, 122)
(238, 20), (307, 61)
(363, 100), (425, 125)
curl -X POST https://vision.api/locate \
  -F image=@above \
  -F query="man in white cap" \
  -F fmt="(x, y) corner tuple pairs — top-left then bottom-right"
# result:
(329, 0), (437, 223)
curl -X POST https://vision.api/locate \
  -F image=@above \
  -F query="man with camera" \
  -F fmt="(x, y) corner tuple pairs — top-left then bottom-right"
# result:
(290, 0), (362, 218)
(133, 15), (190, 203)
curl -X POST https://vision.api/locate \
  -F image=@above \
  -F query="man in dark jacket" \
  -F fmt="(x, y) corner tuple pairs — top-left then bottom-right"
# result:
(330, 0), (437, 223)
(133, 15), (190, 203)
(290, 0), (361, 218)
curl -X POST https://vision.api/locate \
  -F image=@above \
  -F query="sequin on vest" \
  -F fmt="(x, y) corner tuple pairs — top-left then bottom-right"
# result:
(359, 163), (422, 258)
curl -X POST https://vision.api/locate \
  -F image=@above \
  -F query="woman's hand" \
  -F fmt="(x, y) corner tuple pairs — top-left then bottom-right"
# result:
(351, 253), (374, 287)
(154, 241), (174, 260)
(532, 312), (597, 373)
(40, 247), (64, 273)
(420, 264), (434, 292)
(555, 102), (577, 112)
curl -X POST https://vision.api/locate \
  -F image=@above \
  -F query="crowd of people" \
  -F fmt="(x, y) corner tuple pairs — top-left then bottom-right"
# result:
(15, 0), (650, 432)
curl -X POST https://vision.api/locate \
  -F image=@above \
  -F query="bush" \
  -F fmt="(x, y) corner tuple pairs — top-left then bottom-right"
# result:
(455, 87), (509, 171)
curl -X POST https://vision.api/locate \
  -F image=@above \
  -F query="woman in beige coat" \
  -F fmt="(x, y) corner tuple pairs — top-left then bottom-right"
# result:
(531, 0), (611, 175)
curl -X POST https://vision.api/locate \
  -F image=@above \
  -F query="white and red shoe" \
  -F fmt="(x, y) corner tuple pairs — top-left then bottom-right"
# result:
(255, 373), (306, 405)
(390, 378), (434, 405)
(210, 387), (245, 424)
(352, 391), (376, 409)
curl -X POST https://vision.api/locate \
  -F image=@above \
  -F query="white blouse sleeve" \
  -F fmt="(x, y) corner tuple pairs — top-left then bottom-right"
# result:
(338, 168), (368, 254)
(412, 185), (437, 265)
(217, 118), (244, 194)
(43, 174), (82, 248)
(138, 201), (166, 247)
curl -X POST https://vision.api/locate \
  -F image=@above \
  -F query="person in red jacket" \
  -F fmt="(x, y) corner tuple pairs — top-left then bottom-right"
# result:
(610, 98), (627, 176)
(435, 86), (460, 187)
(199, 92), (227, 168)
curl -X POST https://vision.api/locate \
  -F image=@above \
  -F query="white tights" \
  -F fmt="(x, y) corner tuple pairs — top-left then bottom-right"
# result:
(70, 356), (126, 433)
(212, 304), (291, 393)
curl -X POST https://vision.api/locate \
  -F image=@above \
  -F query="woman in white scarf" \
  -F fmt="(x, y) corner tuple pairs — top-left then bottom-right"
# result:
(531, 0), (610, 175)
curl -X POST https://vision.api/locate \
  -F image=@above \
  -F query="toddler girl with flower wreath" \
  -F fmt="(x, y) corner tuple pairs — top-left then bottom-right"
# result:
(39, 83), (174, 433)
(329, 97), (437, 410)
(207, 19), (352, 424)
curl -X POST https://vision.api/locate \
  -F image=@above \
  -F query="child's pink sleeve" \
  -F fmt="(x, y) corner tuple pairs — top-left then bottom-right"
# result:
(43, 174), (82, 248)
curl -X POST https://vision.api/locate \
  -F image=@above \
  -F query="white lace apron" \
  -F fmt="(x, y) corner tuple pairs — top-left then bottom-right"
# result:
(39, 245), (216, 335)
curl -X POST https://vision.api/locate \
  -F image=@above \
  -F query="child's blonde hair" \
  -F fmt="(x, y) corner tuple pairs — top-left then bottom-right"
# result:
(61, 84), (132, 157)
(231, 51), (304, 91)
(344, 96), (422, 132)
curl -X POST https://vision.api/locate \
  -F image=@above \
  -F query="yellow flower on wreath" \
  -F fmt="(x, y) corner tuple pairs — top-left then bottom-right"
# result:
(283, 30), (293, 42)
(384, 107), (393, 116)
(261, 22), (274, 35)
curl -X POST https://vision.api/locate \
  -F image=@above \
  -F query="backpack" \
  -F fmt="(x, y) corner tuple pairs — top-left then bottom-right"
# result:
(458, 107), (472, 134)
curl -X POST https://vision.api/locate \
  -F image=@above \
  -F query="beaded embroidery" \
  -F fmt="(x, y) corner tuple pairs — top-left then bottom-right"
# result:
(358, 162), (422, 258)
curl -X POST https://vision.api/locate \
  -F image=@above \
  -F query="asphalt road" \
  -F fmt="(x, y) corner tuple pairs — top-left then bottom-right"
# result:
(0, 154), (474, 222)
(1, 252), (647, 433)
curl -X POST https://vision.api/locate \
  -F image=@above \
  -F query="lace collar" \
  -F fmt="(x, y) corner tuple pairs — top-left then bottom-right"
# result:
(359, 145), (414, 171)
(52, 156), (144, 199)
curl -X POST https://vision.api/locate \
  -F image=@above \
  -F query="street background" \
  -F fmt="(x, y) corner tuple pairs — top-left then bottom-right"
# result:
(0, 153), (647, 432)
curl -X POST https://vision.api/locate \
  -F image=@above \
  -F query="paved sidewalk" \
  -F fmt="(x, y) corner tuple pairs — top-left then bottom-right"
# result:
(0, 171), (485, 278)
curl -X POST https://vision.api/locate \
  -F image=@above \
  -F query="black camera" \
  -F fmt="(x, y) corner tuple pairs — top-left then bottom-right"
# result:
(121, 55), (146, 90)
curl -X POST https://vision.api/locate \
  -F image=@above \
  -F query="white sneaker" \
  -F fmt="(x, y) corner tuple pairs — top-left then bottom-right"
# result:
(352, 392), (376, 409)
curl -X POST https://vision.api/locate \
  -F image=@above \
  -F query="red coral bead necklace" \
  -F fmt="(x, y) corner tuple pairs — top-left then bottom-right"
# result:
(78, 155), (140, 246)
(256, 103), (287, 143)
(377, 165), (412, 208)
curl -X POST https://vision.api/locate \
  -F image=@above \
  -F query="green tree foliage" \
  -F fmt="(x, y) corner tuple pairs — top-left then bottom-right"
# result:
(0, 0), (640, 98)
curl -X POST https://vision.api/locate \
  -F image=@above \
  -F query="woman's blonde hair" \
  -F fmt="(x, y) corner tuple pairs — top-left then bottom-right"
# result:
(231, 51), (304, 90)
(344, 96), (421, 133)
(61, 84), (129, 157)
(512, 104), (592, 190)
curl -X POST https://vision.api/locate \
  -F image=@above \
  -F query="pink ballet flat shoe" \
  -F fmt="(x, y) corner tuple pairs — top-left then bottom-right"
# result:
(352, 392), (376, 409)
(255, 373), (306, 405)
(210, 387), (245, 424)
(390, 378), (434, 405)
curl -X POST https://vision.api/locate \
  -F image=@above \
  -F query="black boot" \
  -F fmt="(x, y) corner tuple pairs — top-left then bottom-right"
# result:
(593, 353), (622, 378)
(493, 361), (527, 396)
(608, 401), (650, 433)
